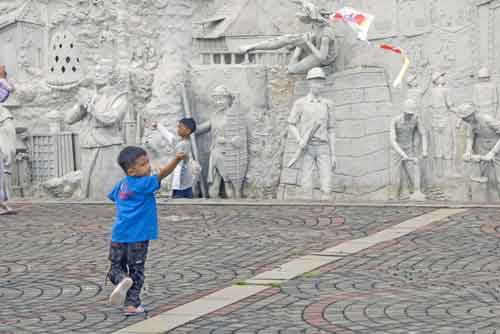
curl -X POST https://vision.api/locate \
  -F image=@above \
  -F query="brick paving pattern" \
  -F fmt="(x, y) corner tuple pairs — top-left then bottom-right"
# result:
(0, 204), (431, 333)
(173, 208), (500, 334)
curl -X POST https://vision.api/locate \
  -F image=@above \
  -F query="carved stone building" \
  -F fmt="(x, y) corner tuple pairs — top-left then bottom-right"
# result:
(0, 0), (47, 82)
(193, 0), (289, 66)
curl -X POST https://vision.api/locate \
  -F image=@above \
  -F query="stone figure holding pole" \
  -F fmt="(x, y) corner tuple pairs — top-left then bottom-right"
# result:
(406, 72), (431, 107)
(197, 85), (248, 199)
(429, 71), (457, 179)
(0, 65), (16, 214)
(473, 67), (498, 119)
(454, 104), (500, 202)
(390, 99), (428, 200)
(288, 67), (336, 200)
(65, 56), (128, 200)
(240, 0), (337, 75)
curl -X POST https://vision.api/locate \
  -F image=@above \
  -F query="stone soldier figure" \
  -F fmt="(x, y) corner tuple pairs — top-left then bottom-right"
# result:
(390, 99), (428, 200)
(288, 67), (336, 200)
(0, 65), (16, 214)
(406, 72), (431, 105)
(429, 71), (457, 179)
(198, 85), (248, 198)
(457, 104), (500, 202)
(473, 67), (498, 119)
(240, 1), (337, 74)
(65, 56), (128, 200)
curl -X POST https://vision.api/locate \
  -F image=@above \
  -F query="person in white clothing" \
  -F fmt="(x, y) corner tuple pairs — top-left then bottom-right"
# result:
(152, 118), (198, 198)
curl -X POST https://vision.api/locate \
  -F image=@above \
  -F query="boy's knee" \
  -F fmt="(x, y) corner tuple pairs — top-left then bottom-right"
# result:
(109, 242), (126, 263)
(126, 242), (148, 266)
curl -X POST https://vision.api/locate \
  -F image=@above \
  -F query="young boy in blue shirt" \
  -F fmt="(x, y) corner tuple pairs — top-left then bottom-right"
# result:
(107, 146), (185, 315)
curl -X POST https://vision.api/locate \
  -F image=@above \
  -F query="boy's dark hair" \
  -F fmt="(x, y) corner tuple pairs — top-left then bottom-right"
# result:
(118, 146), (148, 173)
(179, 118), (197, 133)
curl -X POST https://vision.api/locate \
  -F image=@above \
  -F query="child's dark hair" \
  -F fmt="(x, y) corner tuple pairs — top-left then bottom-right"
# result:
(179, 118), (197, 133)
(118, 146), (148, 173)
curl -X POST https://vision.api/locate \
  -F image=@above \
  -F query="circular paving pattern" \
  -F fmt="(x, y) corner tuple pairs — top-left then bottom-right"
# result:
(0, 204), (430, 333)
(175, 208), (500, 334)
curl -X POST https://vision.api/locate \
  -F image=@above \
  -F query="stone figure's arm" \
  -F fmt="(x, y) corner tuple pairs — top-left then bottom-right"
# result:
(473, 88), (480, 109)
(65, 103), (87, 125)
(288, 102), (304, 146)
(92, 94), (128, 126)
(484, 118), (500, 159)
(421, 75), (432, 98)
(327, 102), (336, 168)
(463, 125), (474, 161)
(156, 123), (177, 146)
(390, 118), (407, 159)
(305, 35), (330, 63)
(444, 90), (455, 111)
(495, 86), (499, 109)
(416, 117), (428, 156)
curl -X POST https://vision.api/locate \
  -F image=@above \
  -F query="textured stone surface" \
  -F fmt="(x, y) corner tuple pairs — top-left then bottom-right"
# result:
(0, 0), (497, 202)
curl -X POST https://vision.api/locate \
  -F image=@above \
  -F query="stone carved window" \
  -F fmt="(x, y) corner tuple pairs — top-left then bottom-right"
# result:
(47, 30), (82, 90)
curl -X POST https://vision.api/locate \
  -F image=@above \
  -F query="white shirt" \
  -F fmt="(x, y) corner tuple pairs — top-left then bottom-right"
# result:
(157, 124), (193, 190)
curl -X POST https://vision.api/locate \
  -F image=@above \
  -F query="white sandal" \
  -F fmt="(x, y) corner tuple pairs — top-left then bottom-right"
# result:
(109, 277), (133, 306)
(124, 305), (145, 316)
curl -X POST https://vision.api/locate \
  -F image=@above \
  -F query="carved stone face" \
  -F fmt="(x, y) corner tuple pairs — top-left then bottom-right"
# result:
(213, 94), (231, 111)
(404, 100), (417, 115)
(94, 61), (113, 87)
(309, 79), (324, 95)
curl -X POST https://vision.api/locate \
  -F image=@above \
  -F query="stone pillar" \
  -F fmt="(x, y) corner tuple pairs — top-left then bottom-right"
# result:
(146, 0), (192, 129)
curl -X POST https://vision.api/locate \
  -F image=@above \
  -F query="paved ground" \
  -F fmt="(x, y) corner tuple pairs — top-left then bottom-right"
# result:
(4, 204), (500, 333)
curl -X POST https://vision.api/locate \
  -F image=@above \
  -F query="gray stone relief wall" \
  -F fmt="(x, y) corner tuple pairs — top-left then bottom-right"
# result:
(1, 0), (499, 202)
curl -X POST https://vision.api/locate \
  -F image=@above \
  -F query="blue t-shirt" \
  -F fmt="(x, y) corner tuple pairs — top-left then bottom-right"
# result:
(108, 175), (161, 243)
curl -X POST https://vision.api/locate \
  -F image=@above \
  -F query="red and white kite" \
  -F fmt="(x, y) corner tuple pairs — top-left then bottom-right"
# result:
(331, 8), (409, 87)
(331, 7), (374, 41)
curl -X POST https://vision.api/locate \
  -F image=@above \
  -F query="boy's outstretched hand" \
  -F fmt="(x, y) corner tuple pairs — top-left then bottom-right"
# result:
(175, 152), (186, 161)
(158, 152), (187, 180)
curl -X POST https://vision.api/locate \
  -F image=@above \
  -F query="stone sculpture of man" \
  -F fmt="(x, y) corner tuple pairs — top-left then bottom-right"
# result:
(240, 1), (337, 74)
(198, 86), (248, 198)
(473, 67), (498, 119)
(406, 72), (431, 107)
(457, 104), (500, 201)
(288, 67), (336, 200)
(429, 71), (456, 179)
(0, 65), (16, 214)
(390, 99), (428, 200)
(65, 56), (128, 200)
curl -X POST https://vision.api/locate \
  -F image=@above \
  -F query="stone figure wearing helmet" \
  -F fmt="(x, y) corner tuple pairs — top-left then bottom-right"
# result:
(453, 103), (500, 202)
(287, 67), (336, 200)
(473, 67), (498, 119)
(389, 99), (428, 200)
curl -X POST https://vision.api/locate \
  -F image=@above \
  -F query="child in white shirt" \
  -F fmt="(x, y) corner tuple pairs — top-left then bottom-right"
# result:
(153, 118), (197, 198)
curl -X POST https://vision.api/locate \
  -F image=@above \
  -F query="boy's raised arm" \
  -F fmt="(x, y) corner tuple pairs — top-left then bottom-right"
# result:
(158, 153), (186, 181)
